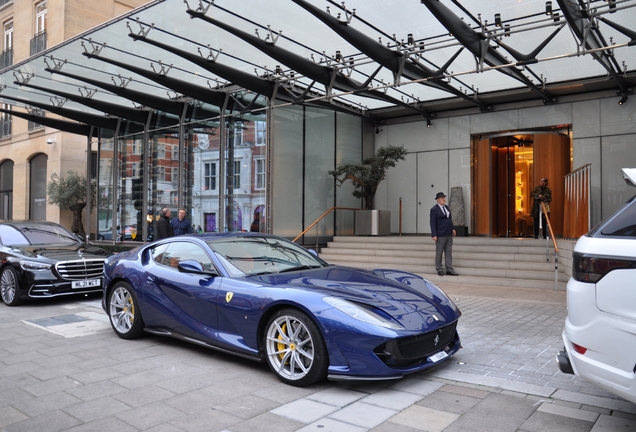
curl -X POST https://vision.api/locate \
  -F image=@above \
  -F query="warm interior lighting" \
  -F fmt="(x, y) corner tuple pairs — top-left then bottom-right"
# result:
(618, 95), (628, 105)
(545, 1), (552, 15)
(494, 13), (501, 27)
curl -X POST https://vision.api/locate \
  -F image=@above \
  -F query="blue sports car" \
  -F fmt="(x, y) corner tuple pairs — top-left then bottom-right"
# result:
(102, 233), (461, 386)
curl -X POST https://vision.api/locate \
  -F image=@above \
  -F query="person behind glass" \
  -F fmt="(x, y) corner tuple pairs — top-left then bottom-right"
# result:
(156, 208), (174, 240)
(430, 192), (458, 276)
(171, 208), (194, 236)
(250, 212), (262, 232)
(531, 177), (552, 239)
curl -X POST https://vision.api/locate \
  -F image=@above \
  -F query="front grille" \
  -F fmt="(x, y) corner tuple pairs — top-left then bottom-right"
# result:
(396, 321), (457, 359)
(375, 321), (458, 367)
(55, 259), (105, 280)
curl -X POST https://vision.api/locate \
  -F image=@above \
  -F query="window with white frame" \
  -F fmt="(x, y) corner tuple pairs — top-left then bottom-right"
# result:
(255, 121), (266, 146)
(4, 20), (12, 51)
(204, 162), (216, 191)
(157, 166), (165, 181)
(255, 158), (265, 190)
(157, 143), (165, 159)
(170, 191), (178, 204)
(35, 1), (47, 34)
(227, 160), (241, 190)
(232, 125), (243, 147)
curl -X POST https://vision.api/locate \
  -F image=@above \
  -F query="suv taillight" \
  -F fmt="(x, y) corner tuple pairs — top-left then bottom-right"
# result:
(572, 252), (633, 283)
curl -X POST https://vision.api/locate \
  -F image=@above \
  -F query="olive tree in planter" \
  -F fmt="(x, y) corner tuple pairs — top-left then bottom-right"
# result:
(329, 145), (407, 235)
(47, 170), (96, 237)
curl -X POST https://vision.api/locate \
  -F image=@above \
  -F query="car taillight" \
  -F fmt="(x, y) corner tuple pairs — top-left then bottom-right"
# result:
(572, 252), (633, 283)
(572, 343), (587, 355)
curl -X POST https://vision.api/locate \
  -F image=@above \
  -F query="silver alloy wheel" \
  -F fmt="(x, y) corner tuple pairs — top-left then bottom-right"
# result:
(265, 314), (315, 381)
(1, 268), (16, 304)
(109, 286), (135, 334)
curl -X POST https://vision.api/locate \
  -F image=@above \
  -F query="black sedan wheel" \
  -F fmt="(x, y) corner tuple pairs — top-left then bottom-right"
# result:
(1, 267), (22, 306)
(265, 309), (328, 386)
(108, 282), (144, 339)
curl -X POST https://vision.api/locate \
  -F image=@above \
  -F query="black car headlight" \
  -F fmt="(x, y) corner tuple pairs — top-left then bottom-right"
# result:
(324, 297), (403, 330)
(19, 261), (52, 271)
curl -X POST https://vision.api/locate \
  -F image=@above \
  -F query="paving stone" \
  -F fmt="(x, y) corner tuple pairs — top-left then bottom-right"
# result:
(111, 384), (176, 408)
(297, 417), (368, 432)
(270, 398), (339, 424)
(362, 389), (424, 411)
(0, 406), (28, 429)
(305, 386), (367, 407)
(538, 402), (600, 422)
(388, 378), (444, 396)
(328, 401), (398, 429)
(64, 416), (139, 432)
(390, 405), (459, 432)
(591, 414), (636, 431)
(115, 401), (186, 429)
(213, 394), (281, 420)
(169, 408), (243, 432)
(416, 388), (482, 415)
(61, 396), (132, 422)
(521, 410), (595, 432)
(551, 390), (636, 415)
(228, 411), (304, 432)
(2, 409), (82, 432)
(11, 391), (82, 417)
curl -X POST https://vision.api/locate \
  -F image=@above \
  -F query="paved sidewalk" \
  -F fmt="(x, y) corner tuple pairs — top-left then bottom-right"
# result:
(0, 284), (635, 432)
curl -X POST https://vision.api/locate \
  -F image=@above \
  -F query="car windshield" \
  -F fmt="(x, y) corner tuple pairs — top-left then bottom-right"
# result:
(207, 236), (327, 276)
(0, 223), (80, 246)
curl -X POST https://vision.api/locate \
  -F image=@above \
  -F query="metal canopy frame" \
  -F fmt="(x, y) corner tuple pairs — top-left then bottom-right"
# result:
(0, 0), (634, 132)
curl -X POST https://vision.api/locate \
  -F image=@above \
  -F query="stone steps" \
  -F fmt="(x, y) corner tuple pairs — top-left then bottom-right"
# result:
(319, 236), (566, 290)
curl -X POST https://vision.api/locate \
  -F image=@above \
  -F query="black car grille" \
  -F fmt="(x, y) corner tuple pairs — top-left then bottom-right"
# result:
(55, 259), (105, 280)
(375, 321), (458, 367)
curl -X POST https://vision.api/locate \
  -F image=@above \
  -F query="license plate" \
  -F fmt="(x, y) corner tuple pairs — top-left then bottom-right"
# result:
(428, 350), (449, 363)
(71, 279), (101, 289)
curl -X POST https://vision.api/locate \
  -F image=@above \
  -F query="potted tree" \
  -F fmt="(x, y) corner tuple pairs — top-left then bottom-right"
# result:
(329, 145), (407, 235)
(47, 170), (95, 238)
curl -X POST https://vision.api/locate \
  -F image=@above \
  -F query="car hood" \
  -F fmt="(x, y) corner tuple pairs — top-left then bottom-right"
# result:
(250, 266), (460, 327)
(9, 244), (112, 261)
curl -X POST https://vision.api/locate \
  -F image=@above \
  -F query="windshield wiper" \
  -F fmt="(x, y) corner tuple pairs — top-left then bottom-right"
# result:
(277, 265), (323, 273)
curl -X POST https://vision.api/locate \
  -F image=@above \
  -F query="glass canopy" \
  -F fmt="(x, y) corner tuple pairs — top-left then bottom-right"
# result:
(1, 0), (635, 127)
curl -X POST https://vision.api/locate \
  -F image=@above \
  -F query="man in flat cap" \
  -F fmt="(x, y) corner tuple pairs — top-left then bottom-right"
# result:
(430, 192), (458, 276)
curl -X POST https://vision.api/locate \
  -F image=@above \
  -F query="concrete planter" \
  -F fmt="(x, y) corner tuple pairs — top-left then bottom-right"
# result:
(355, 210), (391, 236)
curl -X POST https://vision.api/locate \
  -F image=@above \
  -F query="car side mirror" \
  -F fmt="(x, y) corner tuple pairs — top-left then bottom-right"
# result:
(308, 249), (319, 257)
(178, 260), (218, 276)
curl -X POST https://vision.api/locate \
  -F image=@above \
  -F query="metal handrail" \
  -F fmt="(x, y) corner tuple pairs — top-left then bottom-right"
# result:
(541, 202), (559, 290)
(292, 206), (359, 243)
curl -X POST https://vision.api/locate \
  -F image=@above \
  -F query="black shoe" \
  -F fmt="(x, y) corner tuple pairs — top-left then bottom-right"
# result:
(437, 270), (444, 276)
(446, 270), (459, 276)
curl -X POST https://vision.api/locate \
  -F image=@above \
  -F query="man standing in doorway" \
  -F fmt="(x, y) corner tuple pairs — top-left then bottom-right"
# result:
(430, 192), (458, 276)
(532, 177), (552, 239)
(171, 208), (194, 236)
(156, 208), (174, 240)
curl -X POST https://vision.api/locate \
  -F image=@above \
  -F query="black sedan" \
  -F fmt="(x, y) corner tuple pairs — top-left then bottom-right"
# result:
(0, 221), (112, 306)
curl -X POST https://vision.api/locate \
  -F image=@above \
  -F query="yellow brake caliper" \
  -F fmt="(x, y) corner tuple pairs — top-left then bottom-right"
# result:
(127, 295), (134, 324)
(277, 323), (292, 364)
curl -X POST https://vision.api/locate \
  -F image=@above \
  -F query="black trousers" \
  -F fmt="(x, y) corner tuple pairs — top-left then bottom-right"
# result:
(533, 213), (548, 239)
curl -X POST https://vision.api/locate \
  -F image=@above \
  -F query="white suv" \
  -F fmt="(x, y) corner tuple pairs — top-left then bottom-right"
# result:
(557, 168), (636, 403)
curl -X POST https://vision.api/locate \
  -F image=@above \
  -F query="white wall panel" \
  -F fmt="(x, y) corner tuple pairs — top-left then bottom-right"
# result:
(600, 96), (636, 136)
(386, 119), (449, 153)
(470, 109), (518, 134)
(417, 151), (449, 235)
(518, 104), (572, 129)
(384, 155), (417, 233)
(601, 134), (636, 219)
(572, 99), (600, 139)
(449, 116), (470, 150)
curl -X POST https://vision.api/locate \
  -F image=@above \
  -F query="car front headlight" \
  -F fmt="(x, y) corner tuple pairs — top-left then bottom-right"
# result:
(19, 261), (52, 271)
(323, 297), (403, 330)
